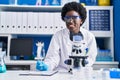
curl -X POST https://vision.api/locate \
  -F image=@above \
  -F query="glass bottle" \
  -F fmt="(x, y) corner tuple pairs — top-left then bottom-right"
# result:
(52, 0), (60, 6)
(0, 51), (6, 73)
(45, 0), (49, 5)
(36, 0), (42, 5)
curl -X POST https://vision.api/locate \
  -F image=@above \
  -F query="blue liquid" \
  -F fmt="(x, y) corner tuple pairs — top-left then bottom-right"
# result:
(0, 65), (6, 73)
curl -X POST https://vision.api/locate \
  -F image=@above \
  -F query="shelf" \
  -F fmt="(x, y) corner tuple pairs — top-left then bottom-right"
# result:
(0, 5), (113, 12)
(5, 60), (119, 70)
(85, 6), (113, 9)
(93, 61), (119, 70)
(91, 31), (113, 37)
(5, 60), (36, 65)
(5, 60), (118, 65)
(95, 61), (119, 65)
(0, 5), (62, 12)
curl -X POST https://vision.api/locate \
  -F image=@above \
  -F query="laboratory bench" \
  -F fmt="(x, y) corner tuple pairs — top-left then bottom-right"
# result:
(0, 69), (119, 80)
(4, 60), (119, 70)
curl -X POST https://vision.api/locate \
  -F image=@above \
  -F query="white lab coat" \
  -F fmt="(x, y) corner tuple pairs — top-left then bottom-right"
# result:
(44, 27), (97, 71)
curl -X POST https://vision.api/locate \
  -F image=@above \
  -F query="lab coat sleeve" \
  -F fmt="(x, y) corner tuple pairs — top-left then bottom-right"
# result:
(86, 34), (97, 67)
(44, 33), (60, 70)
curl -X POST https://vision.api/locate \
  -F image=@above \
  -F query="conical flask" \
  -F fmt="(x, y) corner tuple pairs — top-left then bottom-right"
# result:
(0, 51), (6, 73)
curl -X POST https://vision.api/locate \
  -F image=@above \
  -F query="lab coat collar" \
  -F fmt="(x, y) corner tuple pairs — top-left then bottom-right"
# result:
(64, 27), (85, 40)
(63, 27), (86, 45)
(80, 27), (85, 40)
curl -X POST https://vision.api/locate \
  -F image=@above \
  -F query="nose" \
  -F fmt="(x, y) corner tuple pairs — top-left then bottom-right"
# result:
(70, 18), (73, 22)
(67, 18), (74, 23)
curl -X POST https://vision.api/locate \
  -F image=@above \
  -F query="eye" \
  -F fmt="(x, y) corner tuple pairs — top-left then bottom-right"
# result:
(72, 16), (78, 19)
(64, 16), (79, 19)
(72, 16), (81, 19)
(64, 16), (70, 19)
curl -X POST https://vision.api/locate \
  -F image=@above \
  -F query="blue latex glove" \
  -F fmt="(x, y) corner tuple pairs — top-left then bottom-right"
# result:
(36, 60), (48, 71)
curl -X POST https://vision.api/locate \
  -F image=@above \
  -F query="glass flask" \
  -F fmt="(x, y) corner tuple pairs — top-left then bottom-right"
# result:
(0, 51), (6, 73)
(45, 0), (49, 5)
(52, 0), (60, 5)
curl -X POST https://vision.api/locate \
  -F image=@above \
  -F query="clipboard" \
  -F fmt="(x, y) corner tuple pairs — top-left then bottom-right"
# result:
(19, 70), (58, 76)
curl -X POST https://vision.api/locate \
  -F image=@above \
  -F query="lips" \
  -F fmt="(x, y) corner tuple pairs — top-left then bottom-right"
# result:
(66, 21), (76, 32)
(67, 24), (75, 31)
(67, 22), (74, 26)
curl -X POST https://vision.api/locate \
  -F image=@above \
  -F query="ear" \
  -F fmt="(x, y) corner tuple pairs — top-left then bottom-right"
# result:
(80, 19), (83, 24)
(80, 21), (83, 25)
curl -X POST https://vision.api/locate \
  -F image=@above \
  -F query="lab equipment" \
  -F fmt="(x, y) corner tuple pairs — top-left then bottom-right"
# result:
(0, 51), (6, 73)
(10, 38), (33, 60)
(36, 0), (41, 5)
(52, 0), (59, 6)
(35, 42), (48, 71)
(110, 68), (120, 78)
(35, 42), (45, 60)
(64, 32), (88, 74)
(45, 0), (49, 5)
(36, 60), (48, 71)
(61, 0), (79, 6)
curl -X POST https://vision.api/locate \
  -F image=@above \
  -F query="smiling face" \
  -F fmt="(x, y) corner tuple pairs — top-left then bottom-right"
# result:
(64, 10), (83, 34)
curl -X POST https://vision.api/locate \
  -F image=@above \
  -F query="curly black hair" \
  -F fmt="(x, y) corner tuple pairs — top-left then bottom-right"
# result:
(61, 2), (87, 26)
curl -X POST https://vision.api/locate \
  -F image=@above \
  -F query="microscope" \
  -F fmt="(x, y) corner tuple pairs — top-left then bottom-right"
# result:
(65, 32), (89, 74)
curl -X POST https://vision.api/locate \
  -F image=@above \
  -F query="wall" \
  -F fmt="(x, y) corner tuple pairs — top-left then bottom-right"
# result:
(113, 0), (120, 62)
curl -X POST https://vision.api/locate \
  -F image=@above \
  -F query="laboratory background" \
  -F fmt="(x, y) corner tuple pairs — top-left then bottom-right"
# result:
(0, 0), (120, 79)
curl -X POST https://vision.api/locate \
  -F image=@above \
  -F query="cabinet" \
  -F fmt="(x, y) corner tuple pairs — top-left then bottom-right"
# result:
(85, 6), (114, 61)
(0, 5), (118, 70)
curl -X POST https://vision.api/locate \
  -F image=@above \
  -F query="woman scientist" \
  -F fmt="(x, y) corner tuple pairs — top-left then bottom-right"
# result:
(36, 2), (97, 71)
